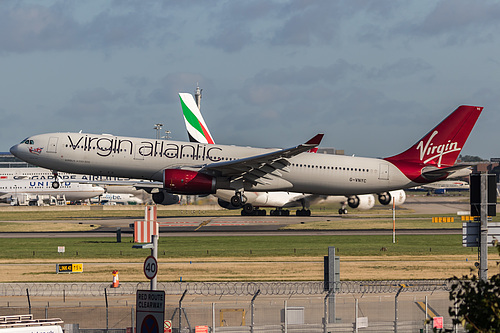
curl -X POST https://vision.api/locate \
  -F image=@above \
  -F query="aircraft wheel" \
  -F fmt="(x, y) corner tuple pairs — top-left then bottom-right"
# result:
(231, 195), (241, 207)
(305, 209), (311, 216)
(52, 181), (60, 189)
(284, 210), (290, 216)
(270, 210), (276, 216)
(338, 208), (347, 215)
(243, 203), (254, 215)
(258, 209), (266, 216)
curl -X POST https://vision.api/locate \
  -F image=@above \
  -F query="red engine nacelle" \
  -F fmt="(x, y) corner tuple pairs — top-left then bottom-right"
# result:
(163, 169), (216, 194)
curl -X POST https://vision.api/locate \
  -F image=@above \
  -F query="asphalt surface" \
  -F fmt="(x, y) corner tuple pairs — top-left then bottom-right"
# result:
(0, 195), (472, 237)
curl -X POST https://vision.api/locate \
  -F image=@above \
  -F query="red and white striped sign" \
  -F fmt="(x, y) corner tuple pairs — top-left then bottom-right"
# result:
(134, 206), (159, 243)
(145, 205), (157, 222)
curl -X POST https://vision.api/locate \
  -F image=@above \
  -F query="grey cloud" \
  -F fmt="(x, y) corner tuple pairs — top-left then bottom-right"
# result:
(271, 1), (341, 46)
(394, 0), (500, 45)
(136, 73), (208, 105)
(239, 60), (362, 106)
(203, 26), (254, 53)
(201, 0), (273, 52)
(0, 2), (164, 54)
(259, 60), (361, 85)
(0, 3), (79, 53)
(367, 58), (432, 80)
(70, 87), (125, 104)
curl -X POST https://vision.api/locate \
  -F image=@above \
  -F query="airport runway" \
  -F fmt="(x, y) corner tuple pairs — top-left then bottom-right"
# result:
(0, 195), (471, 238)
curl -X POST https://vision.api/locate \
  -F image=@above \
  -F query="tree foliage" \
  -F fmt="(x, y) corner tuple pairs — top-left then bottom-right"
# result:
(448, 245), (500, 332)
(459, 155), (486, 162)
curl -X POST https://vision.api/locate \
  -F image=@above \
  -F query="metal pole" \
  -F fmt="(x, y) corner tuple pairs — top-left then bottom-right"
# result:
(355, 298), (359, 333)
(454, 298), (458, 333)
(179, 290), (187, 333)
(250, 290), (260, 333)
(395, 285), (405, 333)
(284, 300), (287, 333)
(392, 197), (396, 243)
(26, 289), (31, 314)
(105, 288), (109, 331)
(151, 235), (158, 290)
(323, 289), (333, 333)
(212, 302), (216, 333)
(131, 306), (135, 332)
(425, 296), (428, 333)
(480, 174), (488, 281)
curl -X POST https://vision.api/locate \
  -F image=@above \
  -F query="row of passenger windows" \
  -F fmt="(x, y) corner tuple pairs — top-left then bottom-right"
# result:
(60, 147), (372, 172)
(291, 163), (370, 172)
(65, 144), (128, 152)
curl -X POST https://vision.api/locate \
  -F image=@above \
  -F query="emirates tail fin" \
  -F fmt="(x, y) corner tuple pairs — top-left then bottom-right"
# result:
(179, 93), (215, 144)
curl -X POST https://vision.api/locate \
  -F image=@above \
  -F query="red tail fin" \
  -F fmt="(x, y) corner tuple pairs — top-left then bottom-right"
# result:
(385, 105), (482, 167)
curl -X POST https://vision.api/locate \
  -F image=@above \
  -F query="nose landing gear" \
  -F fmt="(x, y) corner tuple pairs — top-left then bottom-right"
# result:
(51, 171), (60, 189)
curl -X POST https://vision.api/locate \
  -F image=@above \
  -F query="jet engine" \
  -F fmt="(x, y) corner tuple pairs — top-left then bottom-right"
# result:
(347, 194), (375, 210)
(152, 190), (180, 205)
(163, 169), (216, 194)
(378, 190), (406, 206)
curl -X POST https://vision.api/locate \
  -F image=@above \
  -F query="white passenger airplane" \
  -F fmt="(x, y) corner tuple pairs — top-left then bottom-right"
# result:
(91, 193), (143, 205)
(179, 92), (404, 215)
(0, 167), (179, 205)
(0, 179), (104, 205)
(9, 105), (482, 211)
(410, 180), (470, 193)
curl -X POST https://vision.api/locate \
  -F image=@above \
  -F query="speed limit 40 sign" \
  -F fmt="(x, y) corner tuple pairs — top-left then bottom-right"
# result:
(144, 256), (158, 280)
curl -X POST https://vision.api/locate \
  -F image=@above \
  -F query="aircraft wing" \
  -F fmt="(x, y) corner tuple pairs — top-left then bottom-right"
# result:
(78, 180), (163, 190)
(199, 134), (324, 185)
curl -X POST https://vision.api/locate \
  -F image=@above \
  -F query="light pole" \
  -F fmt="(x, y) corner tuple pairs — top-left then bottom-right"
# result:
(162, 130), (171, 140)
(154, 123), (163, 139)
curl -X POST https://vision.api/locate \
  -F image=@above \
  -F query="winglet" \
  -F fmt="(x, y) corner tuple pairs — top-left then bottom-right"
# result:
(305, 133), (324, 146)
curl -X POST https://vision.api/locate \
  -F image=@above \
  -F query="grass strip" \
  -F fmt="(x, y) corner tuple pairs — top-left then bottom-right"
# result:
(0, 235), (489, 260)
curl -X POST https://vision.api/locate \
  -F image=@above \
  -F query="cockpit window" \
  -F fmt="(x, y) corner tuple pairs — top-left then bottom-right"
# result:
(21, 139), (34, 144)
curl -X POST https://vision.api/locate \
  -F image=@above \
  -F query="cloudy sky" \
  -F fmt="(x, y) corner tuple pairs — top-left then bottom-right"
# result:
(1, 0), (499, 159)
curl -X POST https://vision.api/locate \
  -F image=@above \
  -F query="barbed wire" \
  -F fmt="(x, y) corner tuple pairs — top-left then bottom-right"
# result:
(0, 280), (450, 297)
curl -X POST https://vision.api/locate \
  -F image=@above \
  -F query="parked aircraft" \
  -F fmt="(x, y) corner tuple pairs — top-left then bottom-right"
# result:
(0, 179), (104, 205)
(410, 180), (470, 194)
(91, 193), (143, 205)
(0, 167), (126, 182)
(180, 92), (404, 215)
(0, 167), (175, 204)
(9, 105), (482, 213)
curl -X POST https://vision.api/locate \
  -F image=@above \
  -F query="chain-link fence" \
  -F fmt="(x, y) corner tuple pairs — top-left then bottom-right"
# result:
(0, 282), (463, 333)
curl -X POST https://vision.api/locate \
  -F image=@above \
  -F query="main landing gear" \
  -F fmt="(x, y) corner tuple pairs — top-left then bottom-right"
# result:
(295, 198), (311, 216)
(231, 191), (266, 216)
(241, 203), (266, 216)
(270, 208), (290, 216)
(296, 209), (311, 216)
(51, 170), (60, 189)
(230, 192), (246, 207)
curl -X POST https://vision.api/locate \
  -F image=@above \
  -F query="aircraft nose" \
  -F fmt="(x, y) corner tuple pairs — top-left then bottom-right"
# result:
(9, 144), (20, 157)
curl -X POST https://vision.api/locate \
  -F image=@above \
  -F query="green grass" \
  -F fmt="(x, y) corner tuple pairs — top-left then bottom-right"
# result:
(0, 235), (489, 260)
(0, 208), (235, 221)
